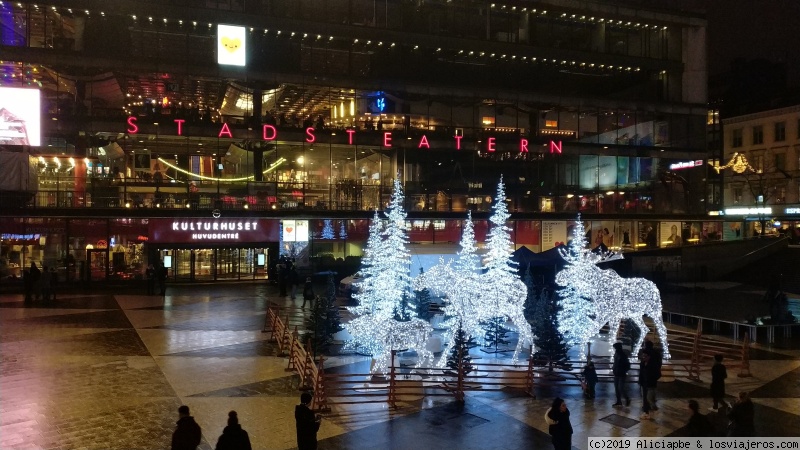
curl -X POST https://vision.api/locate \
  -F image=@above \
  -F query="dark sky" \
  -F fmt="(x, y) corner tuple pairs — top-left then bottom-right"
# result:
(704, 0), (800, 83)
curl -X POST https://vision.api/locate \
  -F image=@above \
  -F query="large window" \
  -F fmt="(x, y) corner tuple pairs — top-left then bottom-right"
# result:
(775, 121), (786, 142)
(752, 125), (764, 145)
(732, 128), (743, 148)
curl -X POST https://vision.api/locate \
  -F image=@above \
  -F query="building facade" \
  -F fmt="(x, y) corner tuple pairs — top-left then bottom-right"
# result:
(720, 105), (800, 236)
(1, 0), (721, 282)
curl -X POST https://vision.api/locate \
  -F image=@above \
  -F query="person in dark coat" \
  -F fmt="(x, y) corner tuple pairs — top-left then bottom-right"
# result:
(546, 398), (573, 450)
(215, 410), (252, 450)
(582, 362), (598, 399)
(30, 262), (41, 301)
(710, 354), (730, 411)
(295, 392), (321, 450)
(289, 264), (300, 300)
(171, 405), (202, 450)
(302, 277), (314, 309)
(727, 391), (755, 437)
(612, 342), (631, 407)
(158, 262), (168, 296)
(686, 400), (713, 437)
(146, 264), (156, 295)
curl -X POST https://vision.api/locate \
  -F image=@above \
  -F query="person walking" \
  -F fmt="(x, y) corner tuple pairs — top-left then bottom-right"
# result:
(710, 354), (730, 411)
(686, 399), (713, 437)
(146, 264), (156, 295)
(214, 411), (252, 450)
(612, 342), (631, 407)
(302, 277), (315, 309)
(545, 398), (573, 450)
(727, 391), (755, 437)
(295, 392), (321, 450)
(581, 361), (598, 399)
(171, 405), (202, 450)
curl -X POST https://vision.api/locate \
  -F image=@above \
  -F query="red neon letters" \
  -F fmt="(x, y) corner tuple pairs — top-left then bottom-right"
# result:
(124, 117), (562, 154)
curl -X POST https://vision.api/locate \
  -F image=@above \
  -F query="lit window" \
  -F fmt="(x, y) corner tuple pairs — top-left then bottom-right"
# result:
(545, 120), (558, 128)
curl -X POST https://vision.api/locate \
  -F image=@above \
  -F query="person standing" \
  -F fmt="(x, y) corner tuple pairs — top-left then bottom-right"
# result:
(171, 405), (202, 450)
(727, 391), (755, 437)
(545, 398), (573, 450)
(642, 340), (662, 412)
(612, 342), (631, 407)
(710, 354), (730, 411)
(686, 400), (713, 437)
(581, 362), (598, 399)
(146, 264), (156, 295)
(214, 411), (251, 450)
(295, 392), (321, 450)
(23, 266), (32, 303)
(158, 262), (168, 296)
(302, 277), (315, 309)
(277, 258), (288, 297)
(289, 263), (300, 300)
(638, 352), (658, 420)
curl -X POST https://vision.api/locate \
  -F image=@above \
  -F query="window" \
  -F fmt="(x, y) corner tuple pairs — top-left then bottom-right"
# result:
(775, 121), (786, 142)
(752, 154), (764, 172)
(752, 125), (763, 145)
(732, 128), (743, 148)
(733, 186), (743, 204)
(775, 153), (786, 170)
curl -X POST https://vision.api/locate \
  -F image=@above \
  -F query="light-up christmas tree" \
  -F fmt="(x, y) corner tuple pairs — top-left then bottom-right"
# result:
(479, 177), (533, 361)
(455, 211), (481, 274)
(555, 215), (599, 350)
(321, 219), (335, 240)
(345, 178), (433, 374)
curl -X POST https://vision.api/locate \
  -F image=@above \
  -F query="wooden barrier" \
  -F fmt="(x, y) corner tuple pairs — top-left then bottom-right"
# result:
(265, 306), (329, 412)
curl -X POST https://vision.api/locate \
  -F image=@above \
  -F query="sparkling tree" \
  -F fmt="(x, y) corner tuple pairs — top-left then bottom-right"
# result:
(479, 177), (533, 359)
(482, 316), (511, 353)
(339, 221), (348, 240)
(455, 211), (481, 274)
(346, 178), (432, 374)
(411, 268), (433, 321)
(321, 220), (335, 240)
(555, 215), (600, 350)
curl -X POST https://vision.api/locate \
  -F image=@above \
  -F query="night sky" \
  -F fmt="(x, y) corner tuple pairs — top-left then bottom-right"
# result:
(704, 0), (800, 83)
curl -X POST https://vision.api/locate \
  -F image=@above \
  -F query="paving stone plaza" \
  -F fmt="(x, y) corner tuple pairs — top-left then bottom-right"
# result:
(1, 282), (798, 449)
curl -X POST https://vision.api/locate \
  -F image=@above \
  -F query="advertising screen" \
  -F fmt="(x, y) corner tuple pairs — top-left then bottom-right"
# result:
(0, 87), (41, 146)
(217, 24), (247, 66)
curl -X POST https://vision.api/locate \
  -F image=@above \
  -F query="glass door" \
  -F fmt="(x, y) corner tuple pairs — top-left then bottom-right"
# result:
(216, 248), (239, 280)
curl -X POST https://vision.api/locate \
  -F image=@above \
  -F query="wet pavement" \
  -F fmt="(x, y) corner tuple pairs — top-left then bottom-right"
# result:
(1, 282), (798, 449)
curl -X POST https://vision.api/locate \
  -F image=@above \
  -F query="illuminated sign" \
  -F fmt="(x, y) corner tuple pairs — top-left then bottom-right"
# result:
(0, 87), (41, 146)
(785, 207), (800, 214)
(148, 219), (277, 243)
(724, 207), (772, 215)
(669, 160), (703, 170)
(126, 117), (564, 153)
(282, 220), (309, 242)
(217, 24), (246, 66)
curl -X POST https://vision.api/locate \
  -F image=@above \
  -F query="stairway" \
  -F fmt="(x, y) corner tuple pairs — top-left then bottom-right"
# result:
(726, 247), (800, 294)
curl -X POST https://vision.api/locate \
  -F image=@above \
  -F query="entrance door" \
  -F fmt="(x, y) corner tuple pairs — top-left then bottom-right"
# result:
(216, 248), (239, 280)
(86, 249), (108, 281)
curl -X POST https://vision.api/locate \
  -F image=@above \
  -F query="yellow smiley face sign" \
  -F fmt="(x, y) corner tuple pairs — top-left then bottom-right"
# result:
(217, 24), (246, 66)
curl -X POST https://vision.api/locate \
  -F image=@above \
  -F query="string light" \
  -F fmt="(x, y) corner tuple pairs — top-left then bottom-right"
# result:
(345, 179), (433, 374)
(556, 214), (672, 359)
(415, 180), (534, 366)
(156, 157), (285, 182)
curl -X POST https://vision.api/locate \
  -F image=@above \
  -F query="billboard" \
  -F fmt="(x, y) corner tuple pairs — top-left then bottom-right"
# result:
(0, 87), (41, 146)
(282, 220), (309, 242)
(217, 24), (246, 66)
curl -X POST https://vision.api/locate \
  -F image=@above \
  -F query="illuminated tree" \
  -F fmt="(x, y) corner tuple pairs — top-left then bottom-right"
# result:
(345, 178), (432, 374)
(321, 219), (335, 240)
